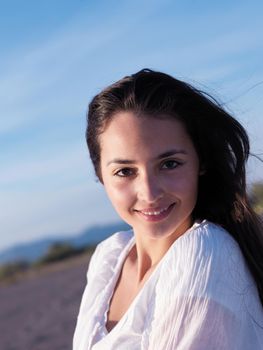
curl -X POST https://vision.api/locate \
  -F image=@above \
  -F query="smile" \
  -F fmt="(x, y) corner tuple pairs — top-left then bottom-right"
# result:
(134, 203), (175, 222)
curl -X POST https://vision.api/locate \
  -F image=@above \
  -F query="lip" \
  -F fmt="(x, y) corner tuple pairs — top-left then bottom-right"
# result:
(134, 203), (175, 222)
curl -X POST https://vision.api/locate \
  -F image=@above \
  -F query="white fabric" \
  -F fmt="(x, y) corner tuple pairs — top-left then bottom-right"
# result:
(73, 220), (263, 350)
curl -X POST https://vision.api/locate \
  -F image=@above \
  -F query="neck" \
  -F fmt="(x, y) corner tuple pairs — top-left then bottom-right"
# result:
(130, 233), (176, 285)
(131, 220), (194, 284)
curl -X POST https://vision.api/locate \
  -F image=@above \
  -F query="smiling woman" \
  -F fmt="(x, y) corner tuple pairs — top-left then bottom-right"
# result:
(100, 113), (200, 244)
(73, 69), (263, 349)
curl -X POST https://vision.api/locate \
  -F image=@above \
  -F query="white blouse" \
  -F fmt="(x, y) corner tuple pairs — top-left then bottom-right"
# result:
(73, 220), (263, 350)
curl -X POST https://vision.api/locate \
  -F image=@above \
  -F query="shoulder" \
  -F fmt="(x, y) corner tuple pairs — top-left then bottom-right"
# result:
(173, 220), (244, 268)
(181, 220), (250, 282)
(87, 229), (134, 278)
(149, 221), (263, 342)
(94, 228), (134, 257)
(183, 219), (236, 247)
(157, 220), (256, 311)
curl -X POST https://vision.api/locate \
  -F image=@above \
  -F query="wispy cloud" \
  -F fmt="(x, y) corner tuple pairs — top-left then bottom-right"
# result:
(0, 142), (92, 189)
(0, 0), (171, 133)
(1, 0), (263, 252)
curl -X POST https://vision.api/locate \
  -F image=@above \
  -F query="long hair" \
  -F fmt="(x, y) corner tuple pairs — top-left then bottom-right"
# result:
(86, 68), (263, 306)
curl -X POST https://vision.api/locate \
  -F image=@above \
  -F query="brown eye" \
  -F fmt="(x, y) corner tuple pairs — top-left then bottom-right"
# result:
(161, 160), (180, 170)
(115, 168), (135, 177)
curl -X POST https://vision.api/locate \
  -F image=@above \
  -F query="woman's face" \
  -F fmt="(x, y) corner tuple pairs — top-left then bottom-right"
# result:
(99, 111), (200, 241)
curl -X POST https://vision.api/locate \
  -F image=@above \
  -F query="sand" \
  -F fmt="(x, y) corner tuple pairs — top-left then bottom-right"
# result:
(0, 253), (91, 350)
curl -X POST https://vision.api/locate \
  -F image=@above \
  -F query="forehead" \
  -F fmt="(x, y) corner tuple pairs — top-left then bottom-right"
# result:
(99, 111), (196, 161)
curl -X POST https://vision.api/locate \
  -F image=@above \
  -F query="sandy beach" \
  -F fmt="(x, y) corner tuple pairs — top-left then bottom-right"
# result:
(0, 253), (91, 350)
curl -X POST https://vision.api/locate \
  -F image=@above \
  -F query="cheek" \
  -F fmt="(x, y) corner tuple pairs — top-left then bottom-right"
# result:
(181, 175), (199, 205)
(104, 181), (135, 208)
(168, 172), (199, 199)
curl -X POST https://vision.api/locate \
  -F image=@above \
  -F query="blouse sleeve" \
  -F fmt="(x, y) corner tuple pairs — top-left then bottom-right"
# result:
(147, 295), (244, 350)
(74, 241), (103, 321)
(73, 242), (106, 350)
(144, 223), (262, 350)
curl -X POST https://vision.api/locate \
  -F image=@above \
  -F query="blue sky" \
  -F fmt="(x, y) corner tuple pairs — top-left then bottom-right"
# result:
(1, 0), (263, 252)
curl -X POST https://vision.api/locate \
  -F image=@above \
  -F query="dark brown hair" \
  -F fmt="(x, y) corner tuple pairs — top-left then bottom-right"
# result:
(86, 68), (263, 306)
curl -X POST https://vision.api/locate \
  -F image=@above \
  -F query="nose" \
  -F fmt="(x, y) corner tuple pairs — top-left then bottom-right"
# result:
(137, 172), (164, 204)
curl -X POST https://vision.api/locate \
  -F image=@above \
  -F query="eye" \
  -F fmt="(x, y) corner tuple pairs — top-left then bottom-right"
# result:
(161, 159), (180, 170)
(114, 167), (136, 177)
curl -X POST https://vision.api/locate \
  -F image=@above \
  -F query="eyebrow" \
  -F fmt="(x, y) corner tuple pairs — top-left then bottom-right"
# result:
(106, 149), (187, 166)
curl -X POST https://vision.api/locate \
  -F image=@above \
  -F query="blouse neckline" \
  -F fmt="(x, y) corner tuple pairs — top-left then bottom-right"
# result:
(99, 220), (204, 338)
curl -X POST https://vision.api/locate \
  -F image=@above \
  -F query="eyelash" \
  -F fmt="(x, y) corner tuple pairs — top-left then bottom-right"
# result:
(114, 160), (182, 178)
(161, 159), (181, 170)
(114, 168), (136, 177)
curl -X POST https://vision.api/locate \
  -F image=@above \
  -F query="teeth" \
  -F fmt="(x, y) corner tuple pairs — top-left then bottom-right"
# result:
(141, 206), (168, 216)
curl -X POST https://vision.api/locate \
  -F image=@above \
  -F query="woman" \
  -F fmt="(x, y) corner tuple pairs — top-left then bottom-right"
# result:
(73, 69), (263, 349)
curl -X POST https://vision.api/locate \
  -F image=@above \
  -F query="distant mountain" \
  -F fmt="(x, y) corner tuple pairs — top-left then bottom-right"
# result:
(0, 222), (131, 264)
